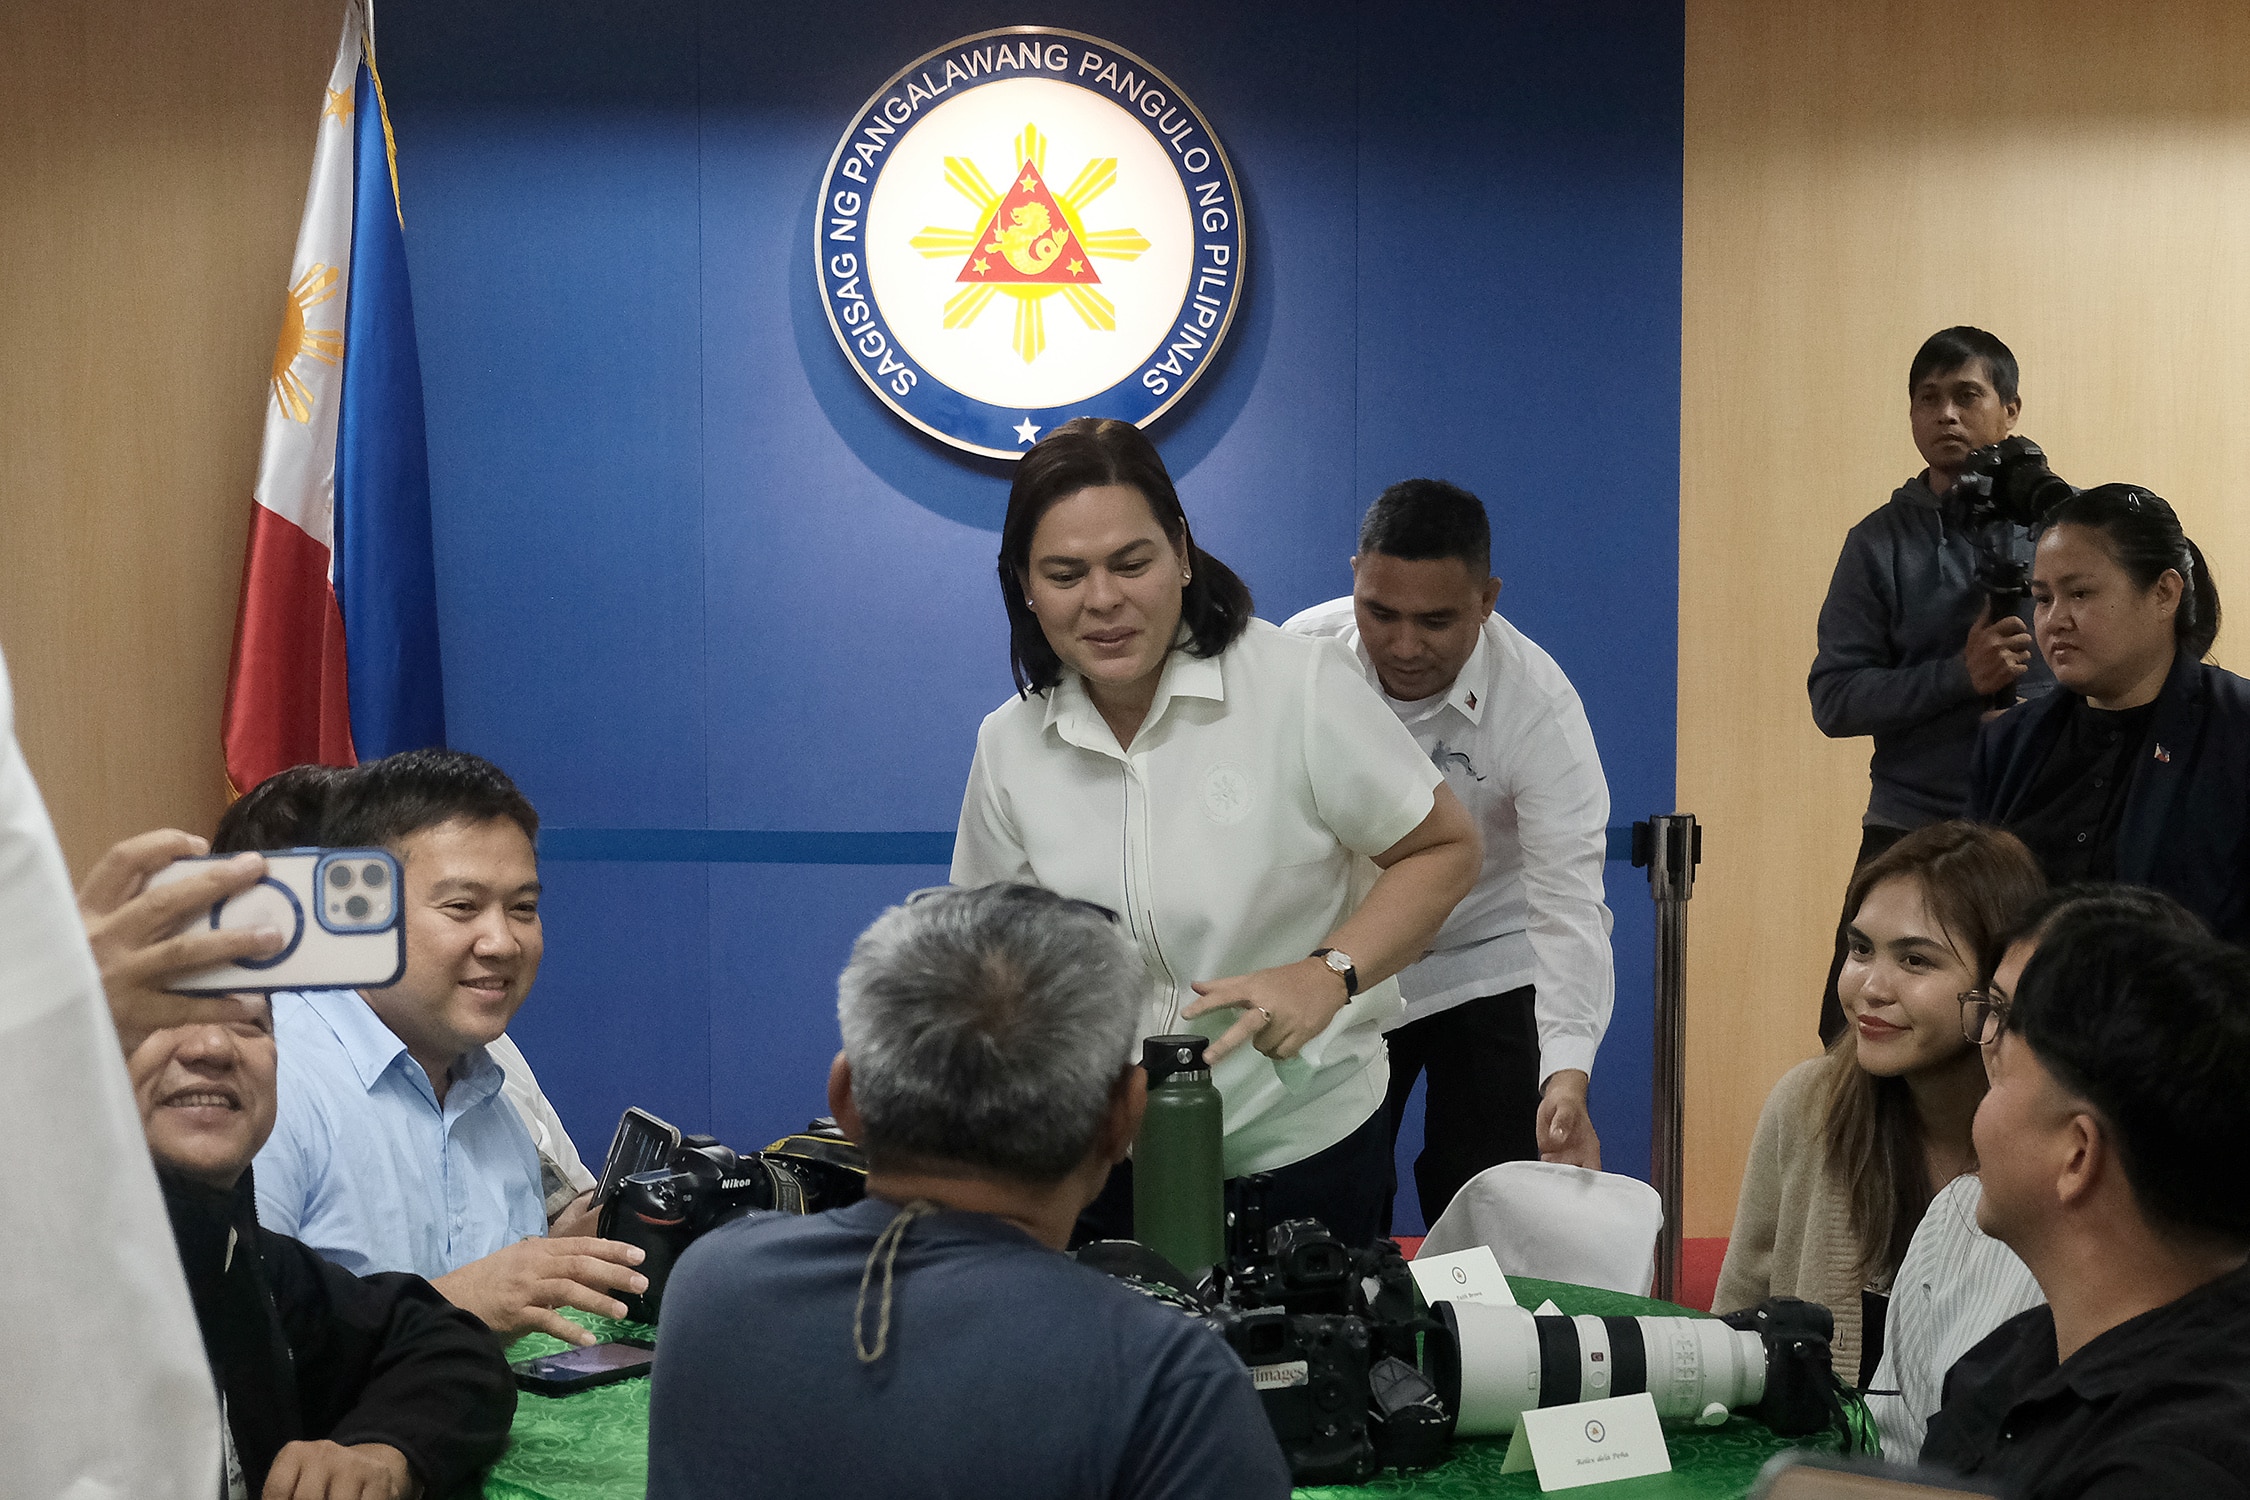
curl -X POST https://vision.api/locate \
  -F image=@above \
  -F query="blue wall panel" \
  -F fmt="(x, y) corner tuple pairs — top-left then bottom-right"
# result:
(382, 1), (1683, 1232)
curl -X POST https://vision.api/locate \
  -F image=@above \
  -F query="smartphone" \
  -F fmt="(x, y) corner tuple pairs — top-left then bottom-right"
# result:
(511, 1337), (656, 1396)
(594, 1107), (684, 1206)
(146, 848), (406, 994)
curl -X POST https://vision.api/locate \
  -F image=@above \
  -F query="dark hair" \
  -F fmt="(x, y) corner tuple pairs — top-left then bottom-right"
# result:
(1994, 880), (2207, 962)
(996, 417), (1253, 696)
(1908, 326), (2020, 405)
(2041, 483), (2221, 660)
(323, 748), (539, 851)
(1356, 479), (1492, 575)
(1824, 821), (2046, 1281)
(213, 764), (351, 853)
(2011, 919), (2250, 1248)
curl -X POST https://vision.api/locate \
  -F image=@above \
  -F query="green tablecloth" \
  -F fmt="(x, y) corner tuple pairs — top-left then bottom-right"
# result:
(484, 1278), (1815, 1500)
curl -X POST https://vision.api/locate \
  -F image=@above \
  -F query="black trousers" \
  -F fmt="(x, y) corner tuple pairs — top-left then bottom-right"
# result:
(1819, 824), (1910, 1045)
(1382, 985), (1540, 1234)
(1070, 1102), (1394, 1251)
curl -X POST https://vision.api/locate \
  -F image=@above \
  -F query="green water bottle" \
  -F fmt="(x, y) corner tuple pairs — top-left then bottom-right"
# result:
(1134, 1034), (1226, 1280)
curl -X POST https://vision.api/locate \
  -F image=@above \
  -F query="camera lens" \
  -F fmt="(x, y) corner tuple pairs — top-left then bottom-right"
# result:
(361, 861), (387, 888)
(328, 863), (354, 889)
(345, 894), (371, 920)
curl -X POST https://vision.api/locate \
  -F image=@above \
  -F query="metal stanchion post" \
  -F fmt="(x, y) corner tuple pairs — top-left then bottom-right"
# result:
(1632, 813), (1701, 1304)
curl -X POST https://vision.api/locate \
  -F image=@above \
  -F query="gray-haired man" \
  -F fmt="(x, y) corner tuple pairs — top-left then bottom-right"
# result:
(647, 884), (1291, 1500)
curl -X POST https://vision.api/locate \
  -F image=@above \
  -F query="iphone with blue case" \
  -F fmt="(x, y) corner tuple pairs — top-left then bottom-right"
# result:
(147, 847), (406, 993)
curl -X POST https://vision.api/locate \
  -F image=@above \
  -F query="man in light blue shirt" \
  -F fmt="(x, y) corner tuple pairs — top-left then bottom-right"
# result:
(257, 986), (548, 1278)
(254, 749), (645, 1347)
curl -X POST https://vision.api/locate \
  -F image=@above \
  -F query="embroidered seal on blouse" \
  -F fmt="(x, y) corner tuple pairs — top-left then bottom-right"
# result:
(1200, 761), (1253, 825)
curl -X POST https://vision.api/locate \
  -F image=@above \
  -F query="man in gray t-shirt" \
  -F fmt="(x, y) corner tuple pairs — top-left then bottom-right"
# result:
(1808, 326), (2052, 1041)
(647, 884), (1290, 1500)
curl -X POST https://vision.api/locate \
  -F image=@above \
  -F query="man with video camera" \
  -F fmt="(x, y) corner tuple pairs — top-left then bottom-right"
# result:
(647, 883), (1291, 1499)
(1809, 327), (2054, 1041)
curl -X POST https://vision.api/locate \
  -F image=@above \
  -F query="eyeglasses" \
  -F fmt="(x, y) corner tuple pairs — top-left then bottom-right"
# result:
(903, 884), (1120, 925)
(1960, 989), (2011, 1046)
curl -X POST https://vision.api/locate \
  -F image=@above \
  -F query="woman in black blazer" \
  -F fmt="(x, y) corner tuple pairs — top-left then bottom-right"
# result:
(1969, 483), (2250, 942)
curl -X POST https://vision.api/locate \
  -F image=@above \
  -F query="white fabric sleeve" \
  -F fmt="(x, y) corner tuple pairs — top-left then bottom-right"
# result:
(950, 725), (1035, 887)
(0, 643), (222, 1499)
(1505, 686), (1616, 1085)
(1301, 638), (1441, 857)
(489, 1032), (597, 1206)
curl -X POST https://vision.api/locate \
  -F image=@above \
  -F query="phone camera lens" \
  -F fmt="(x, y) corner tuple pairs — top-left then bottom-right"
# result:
(328, 863), (354, 889)
(361, 862), (388, 888)
(345, 894), (371, 920)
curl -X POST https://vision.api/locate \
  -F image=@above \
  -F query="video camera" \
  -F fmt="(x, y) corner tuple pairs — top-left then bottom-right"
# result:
(1953, 436), (2075, 616)
(1082, 1188), (1856, 1487)
(592, 1108), (868, 1322)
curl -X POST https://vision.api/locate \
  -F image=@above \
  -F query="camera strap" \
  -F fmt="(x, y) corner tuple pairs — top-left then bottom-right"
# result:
(853, 1198), (939, 1365)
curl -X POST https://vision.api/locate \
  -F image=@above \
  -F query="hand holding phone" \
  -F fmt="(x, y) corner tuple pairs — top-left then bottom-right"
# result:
(75, 830), (289, 1052)
(145, 847), (405, 994)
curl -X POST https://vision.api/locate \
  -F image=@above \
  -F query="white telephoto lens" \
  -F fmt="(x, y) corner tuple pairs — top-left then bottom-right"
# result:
(1442, 1303), (1768, 1436)
(1638, 1315), (1766, 1420)
(1445, 1301), (1542, 1437)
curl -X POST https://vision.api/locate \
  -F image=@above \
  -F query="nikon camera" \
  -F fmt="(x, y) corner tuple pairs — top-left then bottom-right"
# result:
(592, 1109), (868, 1322)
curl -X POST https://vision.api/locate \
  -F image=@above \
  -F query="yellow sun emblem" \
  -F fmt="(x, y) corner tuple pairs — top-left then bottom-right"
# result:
(908, 123), (1152, 364)
(270, 264), (346, 424)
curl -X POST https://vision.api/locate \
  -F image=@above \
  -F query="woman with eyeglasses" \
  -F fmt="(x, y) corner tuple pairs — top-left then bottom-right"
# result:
(1713, 821), (2044, 1384)
(952, 418), (1481, 1248)
(1969, 484), (2250, 940)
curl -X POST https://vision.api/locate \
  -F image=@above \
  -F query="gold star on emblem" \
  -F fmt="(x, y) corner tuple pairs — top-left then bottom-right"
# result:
(1019, 171), (1038, 191)
(323, 87), (353, 123)
(1067, 258), (1085, 275)
(971, 257), (989, 275)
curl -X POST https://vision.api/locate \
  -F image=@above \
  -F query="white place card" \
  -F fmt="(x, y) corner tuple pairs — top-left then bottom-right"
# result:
(1500, 1390), (1671, 1491)
(1407, 1246), (1516, 1307)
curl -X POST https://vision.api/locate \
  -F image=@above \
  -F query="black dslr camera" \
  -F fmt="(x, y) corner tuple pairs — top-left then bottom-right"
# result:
(1953, 435), (2075, 616)
(1209, 1215), (1454, 1484)
(592, 1109), (868, 1322)
(1085, 1188), (1863, 1486)
(1080, 1181), (1455, 1486)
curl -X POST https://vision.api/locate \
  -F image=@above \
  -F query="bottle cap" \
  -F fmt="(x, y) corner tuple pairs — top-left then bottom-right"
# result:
(1141, 1034), (1211, 1081)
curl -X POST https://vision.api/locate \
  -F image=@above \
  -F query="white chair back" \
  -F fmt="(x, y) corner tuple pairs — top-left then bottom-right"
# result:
(1417, 1160), (1664, 1296)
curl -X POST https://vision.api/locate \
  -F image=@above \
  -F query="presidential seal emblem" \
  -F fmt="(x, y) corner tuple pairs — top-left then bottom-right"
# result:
(816, 27), (1245, 459)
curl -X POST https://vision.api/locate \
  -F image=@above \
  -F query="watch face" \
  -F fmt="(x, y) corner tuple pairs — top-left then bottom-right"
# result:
(1322, 951), (1350, 973)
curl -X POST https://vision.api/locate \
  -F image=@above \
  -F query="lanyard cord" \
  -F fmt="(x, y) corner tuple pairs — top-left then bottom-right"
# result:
(853, 1199), (939, 1365)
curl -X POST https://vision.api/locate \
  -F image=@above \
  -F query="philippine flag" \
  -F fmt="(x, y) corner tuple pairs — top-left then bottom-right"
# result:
(223, 3), (444, 793)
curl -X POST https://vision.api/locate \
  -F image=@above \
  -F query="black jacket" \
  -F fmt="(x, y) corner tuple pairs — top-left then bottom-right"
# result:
(1810, 476), (2053, 830)
(159, 1167), (516, 1497)
(1968, 652), (2250, 944)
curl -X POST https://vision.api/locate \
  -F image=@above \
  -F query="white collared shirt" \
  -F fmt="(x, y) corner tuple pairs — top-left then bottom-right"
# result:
(1867, 1173), (2044, 1462)
(1284, 599), (1613, 1083)
(952, 619), (1441, 1176)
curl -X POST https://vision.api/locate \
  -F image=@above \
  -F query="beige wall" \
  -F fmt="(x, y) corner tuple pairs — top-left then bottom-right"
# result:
(1681, 0), (2250, 1233)
(0, 0), (336, 878)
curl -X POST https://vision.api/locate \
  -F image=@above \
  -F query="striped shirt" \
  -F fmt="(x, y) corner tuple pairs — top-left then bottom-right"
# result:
(1868, 1173), (2045, 1461)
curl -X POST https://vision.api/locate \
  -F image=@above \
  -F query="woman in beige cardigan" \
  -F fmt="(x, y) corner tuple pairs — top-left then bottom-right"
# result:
(1713, 822), (2044, 1384)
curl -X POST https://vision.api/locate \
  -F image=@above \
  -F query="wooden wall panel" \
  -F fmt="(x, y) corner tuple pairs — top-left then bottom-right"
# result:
(0, 0), (336, 877)
(1682, 0), (2250, 1233)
